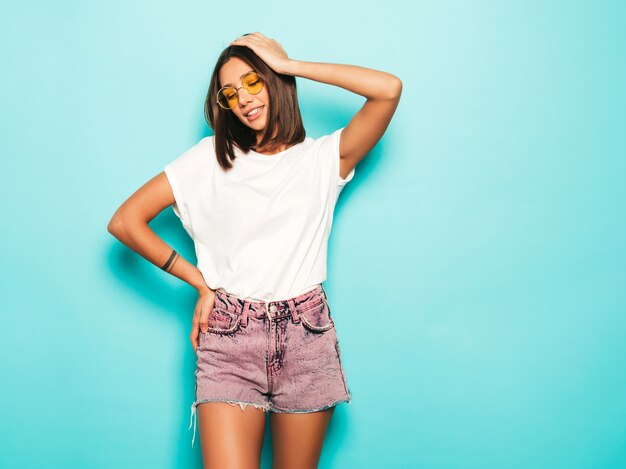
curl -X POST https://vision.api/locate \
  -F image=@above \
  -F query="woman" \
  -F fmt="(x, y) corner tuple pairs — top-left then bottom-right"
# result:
(108, 32), (401, 468)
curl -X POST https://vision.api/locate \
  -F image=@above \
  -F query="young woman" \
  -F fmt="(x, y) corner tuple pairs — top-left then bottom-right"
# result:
(108, 32), (401, 468)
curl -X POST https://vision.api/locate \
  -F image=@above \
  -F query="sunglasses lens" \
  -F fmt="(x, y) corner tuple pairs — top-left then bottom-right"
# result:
(217, 88), (238, 109)
(217, 72), (264, 109)
(243, 72), (264, 95)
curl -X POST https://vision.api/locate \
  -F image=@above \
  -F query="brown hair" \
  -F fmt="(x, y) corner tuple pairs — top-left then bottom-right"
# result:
(204, 43), (306, 171)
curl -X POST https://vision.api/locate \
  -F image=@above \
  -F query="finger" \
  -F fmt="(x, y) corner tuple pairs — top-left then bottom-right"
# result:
(190, 327), (198, 351)
(199, 303), (212, 333)
(231, 39), (259, 47)
(251, 32), (270, 41)
(190, 307), (201, 350)
(231, 33), (251, 42)
(231, 35), (264, 46)
(191, 307), (201, 329)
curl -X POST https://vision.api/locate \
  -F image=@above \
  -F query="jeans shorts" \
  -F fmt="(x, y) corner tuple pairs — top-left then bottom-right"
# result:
(188, 284), (352, 447)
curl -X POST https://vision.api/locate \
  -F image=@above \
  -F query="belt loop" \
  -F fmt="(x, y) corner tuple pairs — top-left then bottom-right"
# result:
(241, 301), (249, 327)
(287, 299), (300, 323)
(264, 301), (272, 321)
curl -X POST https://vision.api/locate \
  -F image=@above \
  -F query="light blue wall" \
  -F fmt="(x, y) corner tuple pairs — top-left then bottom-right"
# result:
(1, 1), (624, 468)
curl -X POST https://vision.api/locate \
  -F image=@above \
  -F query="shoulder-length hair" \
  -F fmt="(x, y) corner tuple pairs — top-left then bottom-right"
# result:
(204, 44), (306, 171)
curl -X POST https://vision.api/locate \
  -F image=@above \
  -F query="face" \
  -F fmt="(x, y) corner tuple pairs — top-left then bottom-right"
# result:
(218, 57), (269, 133)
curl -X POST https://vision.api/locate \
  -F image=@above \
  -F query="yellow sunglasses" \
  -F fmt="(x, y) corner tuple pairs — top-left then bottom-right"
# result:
(217, 71), (265, 110)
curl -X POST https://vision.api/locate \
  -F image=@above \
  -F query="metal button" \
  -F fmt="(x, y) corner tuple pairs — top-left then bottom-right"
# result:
(269, 305), (278, 313)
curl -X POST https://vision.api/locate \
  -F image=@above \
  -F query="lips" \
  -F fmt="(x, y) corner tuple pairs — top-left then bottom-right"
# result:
(244, 105), (264, 117)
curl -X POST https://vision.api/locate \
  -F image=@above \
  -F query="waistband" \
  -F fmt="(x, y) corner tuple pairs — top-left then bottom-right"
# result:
(213, 284), (326, 327)
(215, 284), (321, 304)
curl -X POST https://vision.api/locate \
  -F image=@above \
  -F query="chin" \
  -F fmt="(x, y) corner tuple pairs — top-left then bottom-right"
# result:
(247, 119), (267, 131)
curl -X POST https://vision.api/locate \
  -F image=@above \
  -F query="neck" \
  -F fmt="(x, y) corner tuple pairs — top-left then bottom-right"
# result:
(253, 142), (288, 155)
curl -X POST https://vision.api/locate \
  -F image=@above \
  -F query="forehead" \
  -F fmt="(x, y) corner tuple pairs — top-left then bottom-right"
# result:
(219, 57), (255, 87)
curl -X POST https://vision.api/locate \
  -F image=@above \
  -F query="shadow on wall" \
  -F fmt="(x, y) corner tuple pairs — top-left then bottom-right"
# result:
(106, 209), (197, 316)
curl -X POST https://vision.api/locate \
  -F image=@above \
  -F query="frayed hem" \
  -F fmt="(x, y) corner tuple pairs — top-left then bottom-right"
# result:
(269, 396), (352, 414)
(222, 399), (272, 413)
(195, 398), (271, 412)
(188, 398), (271, 448)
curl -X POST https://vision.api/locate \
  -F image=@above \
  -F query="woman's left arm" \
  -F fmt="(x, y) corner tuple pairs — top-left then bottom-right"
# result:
(283, 60), (402, 179)
(229, 33), (402, 179)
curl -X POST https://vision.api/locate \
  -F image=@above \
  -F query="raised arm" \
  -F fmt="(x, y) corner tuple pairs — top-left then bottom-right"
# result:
(229, 32), (403, 180)
(282, 60), (402, 179)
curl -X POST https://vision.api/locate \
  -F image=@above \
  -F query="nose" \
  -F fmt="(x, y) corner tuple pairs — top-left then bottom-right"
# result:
(237, 87), (254, 106)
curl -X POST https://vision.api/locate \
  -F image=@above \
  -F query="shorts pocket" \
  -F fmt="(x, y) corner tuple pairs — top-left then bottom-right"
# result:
(299, 299), (335, 333)
(205, 307), (241, 334)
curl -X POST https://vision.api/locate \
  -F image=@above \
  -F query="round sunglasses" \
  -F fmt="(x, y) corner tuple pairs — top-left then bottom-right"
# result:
(216, 71), (265, 110)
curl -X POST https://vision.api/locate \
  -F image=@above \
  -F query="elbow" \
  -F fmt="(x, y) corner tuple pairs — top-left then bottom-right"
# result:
(379, 76), (402, 101)
(390, 76), (402, 100)
(107, 207), (133, 239)
(107, 214), (125, 238)
(107, 208), (149, 241)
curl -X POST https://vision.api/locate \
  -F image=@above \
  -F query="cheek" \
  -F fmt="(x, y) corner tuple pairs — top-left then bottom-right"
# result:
(260, 88), (270, 104)
(262, 95), (270, 115)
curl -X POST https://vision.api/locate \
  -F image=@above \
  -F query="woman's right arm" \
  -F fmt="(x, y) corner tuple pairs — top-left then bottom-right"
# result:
(106, 171), (214, 351)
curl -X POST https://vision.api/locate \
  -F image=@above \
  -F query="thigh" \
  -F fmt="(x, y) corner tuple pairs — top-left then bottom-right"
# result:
(198, 402), (267, 469)
(270, 407), (335, 469)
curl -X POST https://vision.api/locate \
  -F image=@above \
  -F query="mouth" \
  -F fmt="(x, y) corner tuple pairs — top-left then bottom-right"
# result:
(245, 105), (265, 119)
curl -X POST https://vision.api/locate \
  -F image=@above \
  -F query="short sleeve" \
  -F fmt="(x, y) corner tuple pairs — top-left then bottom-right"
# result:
(322, 127), (356, 191)
(163, 138), (211, 236)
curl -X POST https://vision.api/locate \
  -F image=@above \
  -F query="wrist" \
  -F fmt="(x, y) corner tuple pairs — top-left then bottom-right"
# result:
(191, 273), (213, 294)
(196, 284), (214, 295)
(280, 59), (301, 77)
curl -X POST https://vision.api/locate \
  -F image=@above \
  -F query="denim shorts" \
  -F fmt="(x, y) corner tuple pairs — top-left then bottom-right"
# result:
(188, 284), (352, 447)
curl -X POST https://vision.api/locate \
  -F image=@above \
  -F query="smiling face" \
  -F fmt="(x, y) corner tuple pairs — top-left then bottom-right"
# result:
(218, 57), (270, 135)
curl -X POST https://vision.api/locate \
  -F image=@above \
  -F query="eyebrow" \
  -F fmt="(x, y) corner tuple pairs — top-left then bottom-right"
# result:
(222, 70), (255, 88)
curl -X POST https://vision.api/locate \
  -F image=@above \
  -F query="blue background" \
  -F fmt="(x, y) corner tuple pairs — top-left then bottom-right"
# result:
(1, 1), (625, 468)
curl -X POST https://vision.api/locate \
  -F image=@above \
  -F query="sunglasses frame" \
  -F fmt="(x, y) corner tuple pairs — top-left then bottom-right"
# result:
(216, 70), (266, 110)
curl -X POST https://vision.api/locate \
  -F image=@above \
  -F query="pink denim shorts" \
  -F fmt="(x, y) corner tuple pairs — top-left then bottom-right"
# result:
(188, 284), (352, 447)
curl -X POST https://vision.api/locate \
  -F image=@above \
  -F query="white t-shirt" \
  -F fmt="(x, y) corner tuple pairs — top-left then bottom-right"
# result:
(163, 127), (355, 302)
